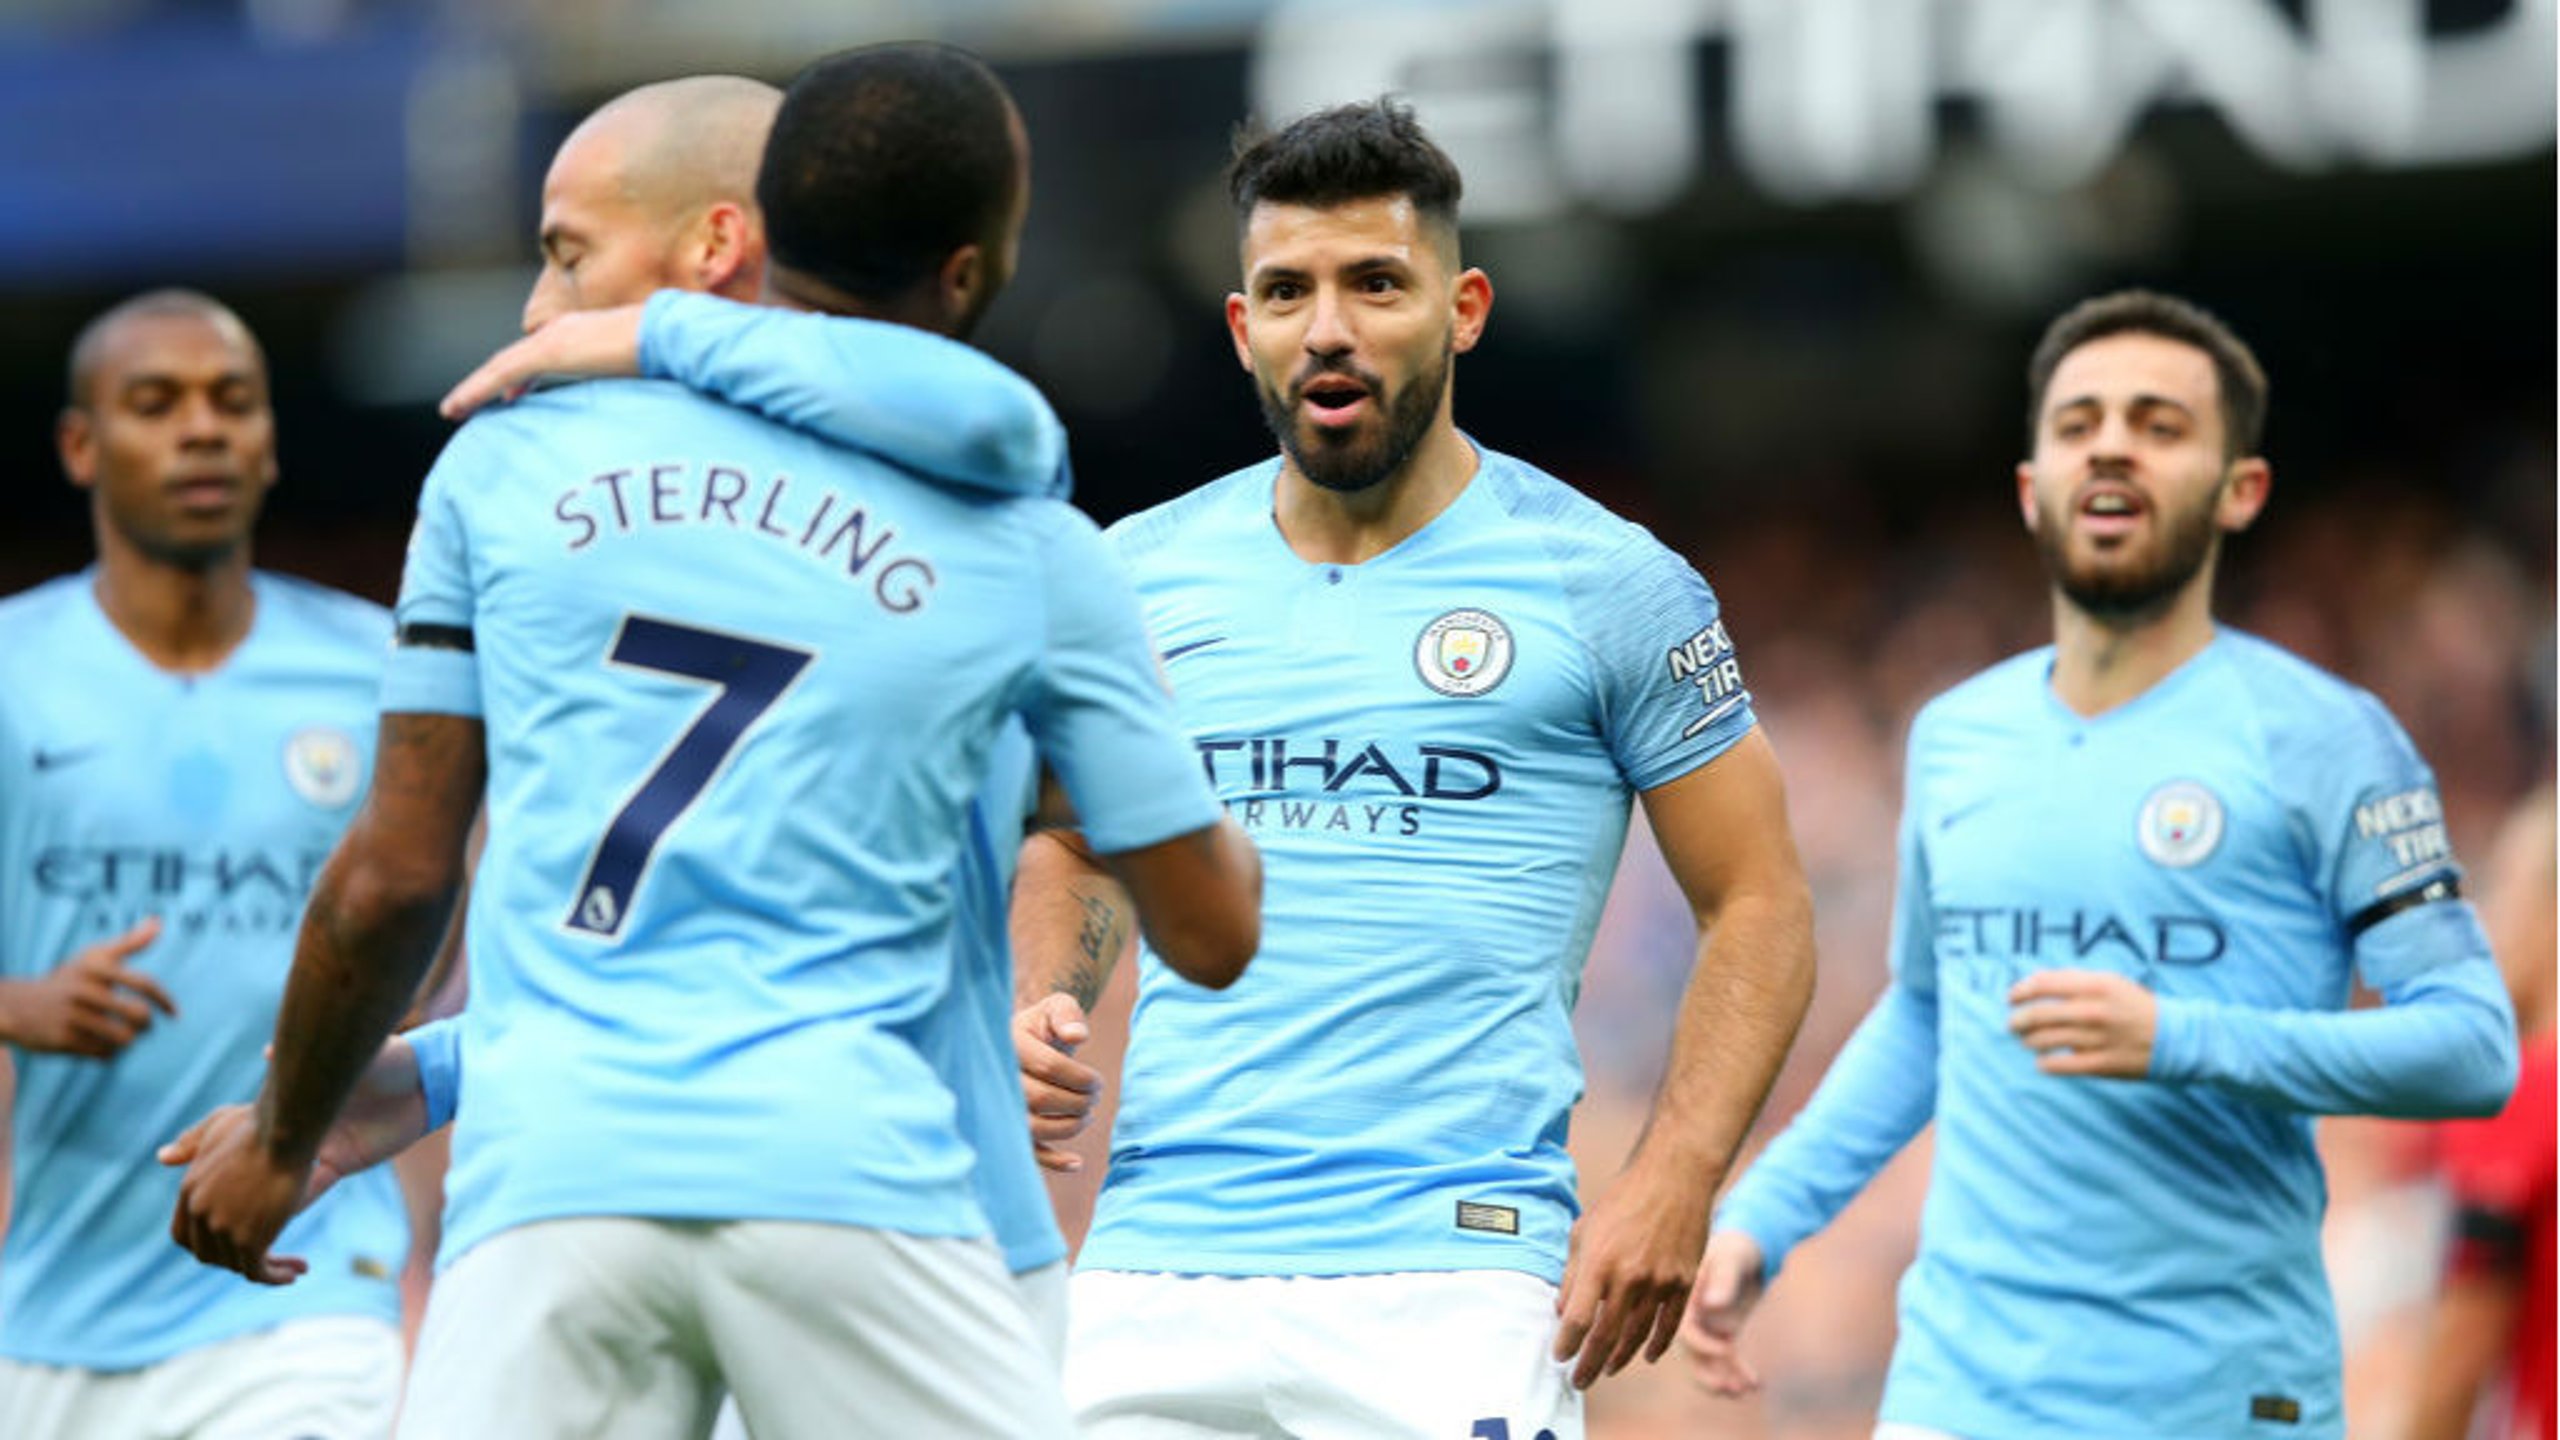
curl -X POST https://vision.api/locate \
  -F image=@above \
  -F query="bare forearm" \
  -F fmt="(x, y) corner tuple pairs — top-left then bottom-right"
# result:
(1635, 887), (1816, 1188)
(257, 841), (457, 1165)
(257, 712), (480, 1166)
(1012, 828), (1135, 1011)
(2405, 1277), (2515, 1440)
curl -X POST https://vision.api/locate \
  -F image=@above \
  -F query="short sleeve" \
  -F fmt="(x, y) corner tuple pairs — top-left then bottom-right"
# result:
(1019, 508), (1220, 855)
(379, 434), (485, 717)
(2289, 691), (2480, 990)
(1581, 535), (1756, 791)
(407, 1016), (463, 1133)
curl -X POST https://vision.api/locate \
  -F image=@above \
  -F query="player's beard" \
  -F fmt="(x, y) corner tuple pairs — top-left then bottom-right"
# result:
(1258, 339), (1451, 495)
(2035, 476), (2224, 622)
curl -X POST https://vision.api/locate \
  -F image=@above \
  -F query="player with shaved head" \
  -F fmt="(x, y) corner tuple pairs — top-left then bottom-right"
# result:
(171, 43), (1258, 1440)
(0, 290), (415, 1438)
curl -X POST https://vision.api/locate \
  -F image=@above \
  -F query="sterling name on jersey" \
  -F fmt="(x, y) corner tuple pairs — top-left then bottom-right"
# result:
(0, 574), (407, 1369)
(1721, 631), (2516, 1440)
(1078, 447), (1757, 1281)
(384, 376), (1214, 1271)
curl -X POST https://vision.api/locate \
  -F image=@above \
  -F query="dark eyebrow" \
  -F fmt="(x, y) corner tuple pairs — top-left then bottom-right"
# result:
(2050, 392), (2199, 420)
(1248, 263), (1312, 288)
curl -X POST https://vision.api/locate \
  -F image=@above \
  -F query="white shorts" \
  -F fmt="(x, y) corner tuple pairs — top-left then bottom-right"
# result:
(398, 1217), (1069, 1440)
(0, 1314), (401, 1440)
(704, 1255), (1072, 1440)
(1068, 1269), (1583, 1440)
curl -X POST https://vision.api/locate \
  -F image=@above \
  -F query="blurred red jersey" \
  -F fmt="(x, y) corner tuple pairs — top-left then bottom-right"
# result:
(2439, 1033), (2556, 1440)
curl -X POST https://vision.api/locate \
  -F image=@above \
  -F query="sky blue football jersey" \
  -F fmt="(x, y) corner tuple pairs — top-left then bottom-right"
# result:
(398, 724), (1063, 1276)
(382, 372), (1215, 1270)
(1077, 450), (1757, 1280)
(909, 721), (1065, 1274)
(1719, 631), (2517, 1440)
(578, 306), (1763, 1279)
(0, 573), (408, 1369)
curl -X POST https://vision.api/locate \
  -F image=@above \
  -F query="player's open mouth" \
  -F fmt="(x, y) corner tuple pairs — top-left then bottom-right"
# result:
(1299, 379), (1371, 426)
(2075, 486), (2146, 540)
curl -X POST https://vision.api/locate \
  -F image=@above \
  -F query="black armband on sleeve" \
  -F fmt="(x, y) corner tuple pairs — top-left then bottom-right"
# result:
(2345, 874), (2461, 938)
(396, 623), (475, 653)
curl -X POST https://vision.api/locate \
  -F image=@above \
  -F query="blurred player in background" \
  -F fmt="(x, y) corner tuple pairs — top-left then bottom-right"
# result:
(168, 42), (1259, 1440)
(165, 67), (1090, 1431)
(413, 93), (1816, 1440)
(1682, 289), (2520, 1440)
(2409, 783), (2552, 1440)
(0, 290), (412, 1438)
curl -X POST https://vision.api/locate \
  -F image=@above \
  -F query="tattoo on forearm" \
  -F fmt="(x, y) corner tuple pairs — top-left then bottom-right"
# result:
(1066, 889), (1128, 1011)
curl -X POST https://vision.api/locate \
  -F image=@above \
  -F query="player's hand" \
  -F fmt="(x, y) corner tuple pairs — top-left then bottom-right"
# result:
(439, 305), (647, 419)
(2008, 969), (2158, 1078)
(1679, 1229), (1768, 1397)
(168, 1106), (312, 1286)
(1014, 992), (1102, 1173)
(0, 918), (176, 1058)
(158, 1037), (425, 1208)
(1553, 1156), (1710, 1389)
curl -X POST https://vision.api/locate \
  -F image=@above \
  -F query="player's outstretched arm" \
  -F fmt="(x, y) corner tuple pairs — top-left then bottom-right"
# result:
(171, 712), (484, 1284)
(1680, 978), (1941, 1395)
(1554, 729), (1816, 1390)
(0, 916), (175, 1059)
(441, 293), (1068, 499)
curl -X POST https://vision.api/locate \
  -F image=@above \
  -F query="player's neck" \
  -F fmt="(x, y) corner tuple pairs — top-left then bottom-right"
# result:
(1274, 416), (1478, 566)
(763, 264), (952, 337)
(90, 538), (256, 674)
(2046, 577), (2218, 718)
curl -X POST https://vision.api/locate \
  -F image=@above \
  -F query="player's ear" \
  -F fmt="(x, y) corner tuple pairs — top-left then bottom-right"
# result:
(1449, 267), (1492, 356)
(57, 407), (96, 492)
(695, 202), (757, 297)
(2218, 457), (2272, 534)
(2013, 461), (2040, 534)
(1224, 293), (1253, 373)
(939, 243), (988, 327)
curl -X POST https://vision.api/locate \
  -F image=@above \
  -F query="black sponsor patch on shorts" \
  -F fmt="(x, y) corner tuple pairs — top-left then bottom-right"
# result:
(2250, 1395), (2302, 1425)
(1456, 1201), (1520, 1235)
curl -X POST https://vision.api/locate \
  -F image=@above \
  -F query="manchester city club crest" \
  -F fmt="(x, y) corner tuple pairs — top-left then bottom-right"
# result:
(2137, 779), (2224, 868)
(1414, 608), (1515, 697)
(283, 725), (362, 809)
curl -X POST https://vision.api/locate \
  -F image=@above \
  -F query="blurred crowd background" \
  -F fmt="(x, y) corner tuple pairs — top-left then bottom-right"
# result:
(0, 1), (2550, 1436)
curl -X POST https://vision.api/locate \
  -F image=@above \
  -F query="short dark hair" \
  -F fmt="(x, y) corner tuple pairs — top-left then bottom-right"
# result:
(1227, 99), (1462, 237)
(65, 289), (258, 410)
(758, 43), (1020, 302)
(2027, 289), (2269, 459)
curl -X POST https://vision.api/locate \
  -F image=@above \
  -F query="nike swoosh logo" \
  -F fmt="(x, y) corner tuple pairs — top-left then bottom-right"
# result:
(1159, 636), (1228, 663)
(1937, 796), (1994, 831)
(32, 746), (99, 772)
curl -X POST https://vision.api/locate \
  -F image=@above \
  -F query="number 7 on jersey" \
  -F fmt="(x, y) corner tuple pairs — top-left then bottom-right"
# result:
(568, 615), (814, 937)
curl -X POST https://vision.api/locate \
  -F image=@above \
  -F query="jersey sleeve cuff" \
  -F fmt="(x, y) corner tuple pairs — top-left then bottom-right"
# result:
(408, 1020), (462, 1132)
(379, 647), (482, 717)
(1078, 786), (1226, 858)
(1711, 1191), (1800, 1284)
(1624, 705), (1757, 794)
(2149, 995), (2208, 1083)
